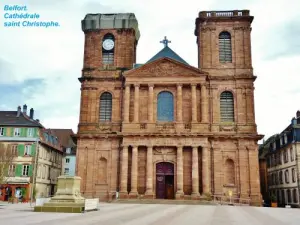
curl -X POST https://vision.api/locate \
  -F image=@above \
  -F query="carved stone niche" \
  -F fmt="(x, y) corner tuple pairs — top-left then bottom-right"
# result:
(153, 146), (176, 155)
(219, 124), (237, 132)
(98, 123), (112, 131)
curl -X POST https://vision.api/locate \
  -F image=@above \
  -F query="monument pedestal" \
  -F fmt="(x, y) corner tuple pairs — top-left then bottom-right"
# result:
(34, 176), (86, 213)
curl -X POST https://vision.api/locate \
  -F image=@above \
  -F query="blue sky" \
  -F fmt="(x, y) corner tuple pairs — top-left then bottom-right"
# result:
(0, 0), (299, 141)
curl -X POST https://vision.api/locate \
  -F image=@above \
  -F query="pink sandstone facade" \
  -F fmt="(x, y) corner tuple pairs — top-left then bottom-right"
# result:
(76, 10), (263, 204)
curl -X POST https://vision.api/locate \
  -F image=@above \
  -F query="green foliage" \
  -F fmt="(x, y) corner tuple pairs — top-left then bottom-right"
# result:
(21, 187), (27, 197)
(271, 194), (277, 202)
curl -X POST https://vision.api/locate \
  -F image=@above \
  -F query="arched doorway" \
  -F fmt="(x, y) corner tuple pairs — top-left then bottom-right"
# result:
(156, 162), (174, 199)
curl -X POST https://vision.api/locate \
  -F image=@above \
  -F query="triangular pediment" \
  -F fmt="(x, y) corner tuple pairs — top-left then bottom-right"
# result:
(124, 57), (208, 78)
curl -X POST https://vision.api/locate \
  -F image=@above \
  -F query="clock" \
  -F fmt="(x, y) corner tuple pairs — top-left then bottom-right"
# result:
(102, 39), (114, 50)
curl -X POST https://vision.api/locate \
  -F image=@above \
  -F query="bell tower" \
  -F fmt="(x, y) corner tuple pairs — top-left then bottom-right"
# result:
(81, 13), (140, 71)
(194, 10), (254, 76)
(78, 13), (140, 133)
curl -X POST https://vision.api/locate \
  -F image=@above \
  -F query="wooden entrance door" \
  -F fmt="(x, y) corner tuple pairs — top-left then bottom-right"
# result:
(156, 162), (174, 199)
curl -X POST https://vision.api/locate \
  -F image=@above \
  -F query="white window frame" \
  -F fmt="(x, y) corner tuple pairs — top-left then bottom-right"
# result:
(14, 128), (20, 136)
(0, 127), (4, 136)
(22, 165), (29, 176)
(284, 134), (288, 144)
(66, 148), (71, 154)
(272, 142), (276, 150)
(24, 145), (31, 156)
(280, 137), (283, 146)
(27, 128), (33, 137)
(8, 164), (15, 176)
(290, 148), (294, 161)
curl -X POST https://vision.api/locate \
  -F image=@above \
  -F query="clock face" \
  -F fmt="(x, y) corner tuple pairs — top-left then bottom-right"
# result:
(102, 39), (114, 50)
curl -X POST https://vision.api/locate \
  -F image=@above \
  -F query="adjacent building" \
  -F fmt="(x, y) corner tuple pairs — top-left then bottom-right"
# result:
(0, 105), (41, 201)
(0, 105), (63, 201)
(258, 134), (277, 204)
(76, 10), (263, 203)
(51, 129), (77, 176)
(36, 129), (63, 197)
(266, 111), (300, 207)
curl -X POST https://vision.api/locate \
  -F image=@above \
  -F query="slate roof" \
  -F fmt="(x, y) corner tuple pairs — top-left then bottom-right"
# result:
(0, 111), (43, 128)
(146, 46), (189, 65)
(50, 129), (76, 148)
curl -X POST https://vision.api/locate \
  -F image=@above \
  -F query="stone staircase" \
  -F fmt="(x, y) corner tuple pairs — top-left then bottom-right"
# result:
(111, 199), (217, 205)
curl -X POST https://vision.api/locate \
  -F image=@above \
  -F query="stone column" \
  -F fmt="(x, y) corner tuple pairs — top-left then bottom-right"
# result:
(177, 84), (183, 122)
(130, 146), (138, 197)
(176, 146), (184, 199)
(191, 84), (197, 122)
(134, 84), (140, 123)
(201, 84), (208, 123)
(202, 146), (211, 194)
(124, 84), (130, 122)
(120, 146), (128, 197)
(145, 146), (153, 197)
(191, 146), (200, 198)
(148, 84), (154, 123)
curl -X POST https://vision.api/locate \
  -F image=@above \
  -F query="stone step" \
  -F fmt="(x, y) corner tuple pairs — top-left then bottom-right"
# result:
(111, 199), (217, 205)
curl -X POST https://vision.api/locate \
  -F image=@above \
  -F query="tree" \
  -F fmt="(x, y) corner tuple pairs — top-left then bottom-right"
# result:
(0, 143), (16, 184)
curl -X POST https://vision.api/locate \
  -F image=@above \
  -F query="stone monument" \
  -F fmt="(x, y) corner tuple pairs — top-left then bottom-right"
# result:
(34, 176), (85, 213)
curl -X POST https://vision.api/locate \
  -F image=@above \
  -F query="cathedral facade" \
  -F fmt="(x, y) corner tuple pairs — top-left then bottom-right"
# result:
(76, 10), (263, 204)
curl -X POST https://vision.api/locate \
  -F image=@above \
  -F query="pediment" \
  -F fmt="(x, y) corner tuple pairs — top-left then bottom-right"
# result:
(124, 57), (208, 78)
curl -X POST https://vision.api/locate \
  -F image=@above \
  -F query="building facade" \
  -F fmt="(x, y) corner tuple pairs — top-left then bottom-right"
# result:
(0, 105), (63, 201)
(266, 111), (300, 207)
(258, 135), (277, 205)
(51, 129), (77, 176)
(76, 10), (263, 203)
(36, 129), (63, 197)
(0, 105), (41, 201)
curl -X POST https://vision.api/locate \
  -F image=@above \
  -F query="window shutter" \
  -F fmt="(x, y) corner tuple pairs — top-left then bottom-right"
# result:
(100, 92), (112, 122)
(21, 128), (27, 137)
(31, 144), (36, 156)
(3, 127), (7, 136)
(33, 128), (37, 137)
(220, 91), (234, 122)
(10, 127), (14, 137)
(17, 144), (24, 156)
(219, 32), (232, 63)
(15, 164), (22, 176)
(28, 165), (33, 177)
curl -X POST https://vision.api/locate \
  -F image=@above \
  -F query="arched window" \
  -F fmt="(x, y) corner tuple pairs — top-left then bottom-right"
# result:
(157, 91), (174, 121)
(293, 189), (298, 203)
(225, 159), (235, 185)
(285, 169), (289, 183)
(220, 91), (234, 122)
(281, 189), (285, 204)
(287, 189), (292, 203)
(292, 168), (296, 183)
(102, 33), (115, 65)
(99, 92), (112, 122)
(219, 31), (232, 63)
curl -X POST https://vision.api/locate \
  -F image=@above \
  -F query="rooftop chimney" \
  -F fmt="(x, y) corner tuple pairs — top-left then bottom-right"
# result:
(23, 104), (27, 115)
(17, 106), (21, 117)
(30, 108), (34, 119)
(297, 110), (300, 118)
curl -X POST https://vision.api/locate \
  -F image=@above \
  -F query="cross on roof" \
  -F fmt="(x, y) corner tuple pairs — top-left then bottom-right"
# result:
(160, 36), (171, 47)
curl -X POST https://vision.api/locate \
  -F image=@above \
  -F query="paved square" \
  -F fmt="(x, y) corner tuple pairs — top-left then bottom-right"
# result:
(0, 203), (299, 225)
